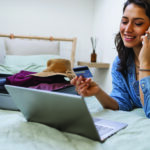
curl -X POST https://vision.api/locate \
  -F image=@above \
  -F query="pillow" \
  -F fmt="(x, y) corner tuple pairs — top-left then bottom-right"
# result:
(0, 63), (47, 75)
(4, 54), (62, 66)
(0, 54), (63, 74)
(5, 39), (60, 55)
(0, 39), (6, 64)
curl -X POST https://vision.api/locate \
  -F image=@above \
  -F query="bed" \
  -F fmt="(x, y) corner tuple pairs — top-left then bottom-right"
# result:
(0, 34), (150, 150)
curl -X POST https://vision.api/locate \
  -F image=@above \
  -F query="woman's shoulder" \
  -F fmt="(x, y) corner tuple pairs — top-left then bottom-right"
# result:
(111, 56), (123, 78)
(112, 56), (120, 70)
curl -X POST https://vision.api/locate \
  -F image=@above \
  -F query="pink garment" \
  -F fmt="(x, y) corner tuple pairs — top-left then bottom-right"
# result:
(6, 70), (71, 88)
(29, 83), (72, 91)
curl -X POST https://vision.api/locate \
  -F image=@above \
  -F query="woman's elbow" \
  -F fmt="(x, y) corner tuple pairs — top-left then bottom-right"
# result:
(144, 110), (150, 118)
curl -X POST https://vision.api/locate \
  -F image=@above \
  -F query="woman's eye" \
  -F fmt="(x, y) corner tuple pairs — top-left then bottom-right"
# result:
(121, 21), (128, 24)
(135, 23), (143, 26)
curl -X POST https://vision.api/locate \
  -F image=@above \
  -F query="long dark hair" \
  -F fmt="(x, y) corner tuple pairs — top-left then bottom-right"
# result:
(115, 0), (150, 75)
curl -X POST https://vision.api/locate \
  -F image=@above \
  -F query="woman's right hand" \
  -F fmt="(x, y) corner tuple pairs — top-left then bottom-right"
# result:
(70, 76), (100, 97)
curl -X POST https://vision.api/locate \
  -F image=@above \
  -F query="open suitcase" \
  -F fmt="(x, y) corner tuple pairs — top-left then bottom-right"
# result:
(0, 73), (77, 111)
(0, 74), (18, 110)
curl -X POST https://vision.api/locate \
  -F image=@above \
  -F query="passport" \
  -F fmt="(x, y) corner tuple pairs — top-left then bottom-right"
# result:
(73, 66), (93, 78)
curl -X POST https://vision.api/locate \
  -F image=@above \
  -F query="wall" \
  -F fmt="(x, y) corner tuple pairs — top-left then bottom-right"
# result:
(0, 0), (126, 93)
(92, 0), (126, 93)
(0, 0), (94, 61)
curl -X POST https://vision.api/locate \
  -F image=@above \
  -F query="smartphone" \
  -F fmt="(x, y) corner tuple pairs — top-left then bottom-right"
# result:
(146, 26), (150, 38)
(73, 66), (93, 78)
(143, 26), (150, 44)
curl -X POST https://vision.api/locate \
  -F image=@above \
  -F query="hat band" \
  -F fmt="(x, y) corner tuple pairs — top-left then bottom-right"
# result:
(66, 70), (75, 80)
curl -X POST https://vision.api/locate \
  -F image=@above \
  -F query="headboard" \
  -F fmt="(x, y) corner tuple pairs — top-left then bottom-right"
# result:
(0, 34), (77, 67)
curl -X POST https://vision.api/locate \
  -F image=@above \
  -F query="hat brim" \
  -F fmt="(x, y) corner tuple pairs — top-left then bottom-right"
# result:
(30, 72), (68, 77)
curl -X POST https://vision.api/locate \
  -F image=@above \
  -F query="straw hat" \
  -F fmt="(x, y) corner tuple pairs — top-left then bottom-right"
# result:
(31, 58), (75, 80)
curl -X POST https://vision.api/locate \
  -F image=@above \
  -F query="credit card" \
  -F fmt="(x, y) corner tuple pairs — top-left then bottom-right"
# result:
(73, 66), (93, 78)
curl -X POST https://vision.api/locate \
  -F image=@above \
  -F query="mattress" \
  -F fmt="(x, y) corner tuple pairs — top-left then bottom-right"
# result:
(0, 55), (150, 150)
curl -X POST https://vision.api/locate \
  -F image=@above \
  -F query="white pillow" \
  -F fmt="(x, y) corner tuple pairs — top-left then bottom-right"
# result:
(0, 39), (6, 64)
(4, 54), (62, 66)
(0, 55), (64, 74)
(5, 39), (60, 55)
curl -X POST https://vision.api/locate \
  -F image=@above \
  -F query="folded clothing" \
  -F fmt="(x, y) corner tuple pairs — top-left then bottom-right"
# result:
(6, 70), (72, 91)
(29, 83), (72, 91)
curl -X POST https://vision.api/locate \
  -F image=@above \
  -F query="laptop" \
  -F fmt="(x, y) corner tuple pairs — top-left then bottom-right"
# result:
(5, 85), (127, 142)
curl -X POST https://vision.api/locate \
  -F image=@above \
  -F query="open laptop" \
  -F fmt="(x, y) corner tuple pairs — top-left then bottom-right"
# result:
(5, 85), (127, 142)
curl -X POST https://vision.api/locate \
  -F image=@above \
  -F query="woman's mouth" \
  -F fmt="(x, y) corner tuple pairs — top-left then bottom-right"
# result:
(124, 35), (136, 42)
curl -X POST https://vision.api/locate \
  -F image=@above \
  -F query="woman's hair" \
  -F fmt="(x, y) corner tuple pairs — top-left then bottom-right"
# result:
(115, 0), (150, 75)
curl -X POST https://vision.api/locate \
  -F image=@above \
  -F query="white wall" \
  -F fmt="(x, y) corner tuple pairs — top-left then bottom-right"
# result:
(0, 0), (126, 93)
(92, 0), (126, 93)
(0, 0), (94, 61)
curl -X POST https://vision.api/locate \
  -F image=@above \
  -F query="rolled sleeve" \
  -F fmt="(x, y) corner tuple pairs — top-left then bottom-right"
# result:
(110, 57), (133, 111)
(140, 76), (150, 118)
(110, 75), (133, 111)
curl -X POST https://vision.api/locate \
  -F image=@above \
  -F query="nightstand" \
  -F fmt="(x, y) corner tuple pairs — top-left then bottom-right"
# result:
(77, 61), (110, 69)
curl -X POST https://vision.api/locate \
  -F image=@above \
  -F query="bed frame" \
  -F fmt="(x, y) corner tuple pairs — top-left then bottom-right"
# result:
(0, 34), (77, 67)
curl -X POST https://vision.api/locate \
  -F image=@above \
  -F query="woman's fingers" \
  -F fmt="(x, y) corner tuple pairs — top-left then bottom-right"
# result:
(76, 76), (84, 86)
(70, 76), (78, 85)
(75, 81), (89, 95)
(77, 82), (90, 96)
(80, 85), (89, 96)
(71, 76), (92, 96)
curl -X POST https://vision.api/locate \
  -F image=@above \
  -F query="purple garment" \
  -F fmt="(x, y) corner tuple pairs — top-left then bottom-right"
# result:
(6, 70), (71, 87)
(29, 83), (72, 91)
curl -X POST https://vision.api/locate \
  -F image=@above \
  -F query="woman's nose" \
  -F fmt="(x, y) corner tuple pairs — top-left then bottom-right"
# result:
(125, 23), (133, 32)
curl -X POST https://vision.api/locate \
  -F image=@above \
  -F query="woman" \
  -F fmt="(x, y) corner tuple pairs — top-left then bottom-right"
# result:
(71, 0), (150, 118)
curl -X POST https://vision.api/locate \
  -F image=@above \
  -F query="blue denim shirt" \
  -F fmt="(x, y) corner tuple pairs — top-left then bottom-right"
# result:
(110, 56), (150, 118)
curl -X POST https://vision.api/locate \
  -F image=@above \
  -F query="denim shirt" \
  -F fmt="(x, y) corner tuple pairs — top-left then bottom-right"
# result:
(110, 56), (150, 118)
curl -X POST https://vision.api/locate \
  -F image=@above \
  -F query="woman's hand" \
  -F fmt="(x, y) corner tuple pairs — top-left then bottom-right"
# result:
(139, 30), (150, 106)
(71, 76), (100, 97)
(140, 30), (150, 67)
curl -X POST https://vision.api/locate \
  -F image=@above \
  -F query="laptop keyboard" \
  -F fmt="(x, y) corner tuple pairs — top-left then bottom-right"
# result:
(95, 124), (113, 136)
(93, 118), (114, 136)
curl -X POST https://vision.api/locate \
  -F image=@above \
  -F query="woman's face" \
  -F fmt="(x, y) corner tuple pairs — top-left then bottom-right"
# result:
(120, 3), (150, 49)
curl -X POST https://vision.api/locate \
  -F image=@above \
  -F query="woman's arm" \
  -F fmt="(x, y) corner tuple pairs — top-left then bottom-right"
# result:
(71, 76), (119, 110)
(95, 86), (119, 110)
(139, 34), (150, 117)
(139, 33), (150, 105)
(71, 57), (133, 111)
(139, 70), (150, 105)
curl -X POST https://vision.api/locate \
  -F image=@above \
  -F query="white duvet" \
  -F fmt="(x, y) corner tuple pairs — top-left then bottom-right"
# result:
(1, 55), (150, 150)
(0, 97), (150, 150)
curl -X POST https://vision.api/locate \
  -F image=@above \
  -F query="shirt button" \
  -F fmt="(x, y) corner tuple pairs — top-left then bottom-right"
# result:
(141, 84), (145, 87)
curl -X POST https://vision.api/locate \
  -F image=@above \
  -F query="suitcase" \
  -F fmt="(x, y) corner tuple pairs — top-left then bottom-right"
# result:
(0, 74), (18, 111)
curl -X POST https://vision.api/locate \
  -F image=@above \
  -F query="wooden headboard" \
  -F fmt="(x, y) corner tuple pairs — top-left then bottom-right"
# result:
(0, 34), (77, 67)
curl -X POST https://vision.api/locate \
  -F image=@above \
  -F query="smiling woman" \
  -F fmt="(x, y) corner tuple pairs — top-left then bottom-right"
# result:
(120, 4), (150, 47)
(71, 0), (150, 118)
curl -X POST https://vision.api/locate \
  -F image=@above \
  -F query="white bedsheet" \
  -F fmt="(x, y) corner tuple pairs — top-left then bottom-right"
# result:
(0, 97), (150, 150)
(1, 55), (150, 150)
